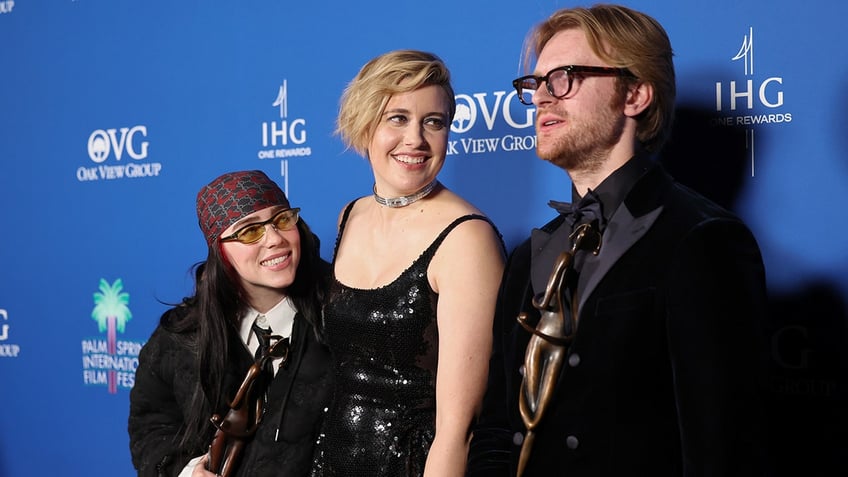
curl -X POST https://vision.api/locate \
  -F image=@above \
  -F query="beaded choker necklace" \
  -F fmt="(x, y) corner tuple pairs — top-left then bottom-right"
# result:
(373, 180), (439, 208)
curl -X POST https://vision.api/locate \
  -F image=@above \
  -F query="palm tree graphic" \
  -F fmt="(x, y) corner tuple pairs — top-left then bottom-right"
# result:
(91, 278), (132, 393)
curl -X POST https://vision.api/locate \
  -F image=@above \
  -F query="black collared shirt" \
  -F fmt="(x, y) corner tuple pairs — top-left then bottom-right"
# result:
(565, 154), (656, 224)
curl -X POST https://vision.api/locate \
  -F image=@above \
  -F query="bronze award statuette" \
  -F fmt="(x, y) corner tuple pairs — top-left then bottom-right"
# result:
(515, 223), (601, 477)
(207, 335), (290, 477)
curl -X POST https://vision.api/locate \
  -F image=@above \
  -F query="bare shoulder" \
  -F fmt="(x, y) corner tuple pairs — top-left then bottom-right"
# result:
(336, 196), (368, 225)
(434, 188), (500, 243)
(429, 192), (504, 267)
(436, 186), (484, 213)
(427, 203), (504, 295)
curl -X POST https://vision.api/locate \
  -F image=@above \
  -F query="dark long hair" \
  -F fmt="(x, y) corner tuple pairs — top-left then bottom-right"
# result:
(161, 217), (328, 451)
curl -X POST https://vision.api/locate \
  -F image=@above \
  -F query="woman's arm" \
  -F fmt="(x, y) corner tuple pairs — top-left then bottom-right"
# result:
(425, 218), (505, 477)
(129, 327), (201, 476)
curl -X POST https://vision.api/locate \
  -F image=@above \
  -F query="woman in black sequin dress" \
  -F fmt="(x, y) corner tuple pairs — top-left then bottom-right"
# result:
(310, 50), (505, 477)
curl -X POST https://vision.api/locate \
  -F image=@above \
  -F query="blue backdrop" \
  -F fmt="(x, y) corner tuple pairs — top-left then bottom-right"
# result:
(1, 1), (846, 475)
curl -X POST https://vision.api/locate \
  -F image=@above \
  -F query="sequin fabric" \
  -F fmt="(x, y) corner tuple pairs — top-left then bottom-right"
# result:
(311, 212), (489, 477)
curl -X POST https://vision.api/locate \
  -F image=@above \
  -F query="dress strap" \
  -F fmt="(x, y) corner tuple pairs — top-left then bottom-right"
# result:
(333, 207), (504, 271)
(420, 214), (504, 264)
(331, 198), (363, 263)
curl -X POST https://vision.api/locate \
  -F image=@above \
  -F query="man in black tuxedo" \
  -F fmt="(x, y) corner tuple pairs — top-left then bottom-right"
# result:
(467, 5), (768, 476)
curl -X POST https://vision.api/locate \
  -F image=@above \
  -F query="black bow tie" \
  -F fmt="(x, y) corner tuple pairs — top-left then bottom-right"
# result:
(548, 189), (607, 232)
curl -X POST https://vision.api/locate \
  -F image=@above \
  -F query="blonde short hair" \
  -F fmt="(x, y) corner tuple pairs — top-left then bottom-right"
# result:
(337, 50), (456, 156)
(526, 4), (676, 152)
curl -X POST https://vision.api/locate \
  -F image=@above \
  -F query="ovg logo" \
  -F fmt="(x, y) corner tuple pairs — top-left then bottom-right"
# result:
(447, 90), (537, 156)
(81, 279), (142, 394)
(77, 125), (163, 182)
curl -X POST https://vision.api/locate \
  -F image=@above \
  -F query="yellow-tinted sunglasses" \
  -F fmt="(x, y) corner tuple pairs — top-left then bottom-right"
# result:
(219, 208), (300, 244)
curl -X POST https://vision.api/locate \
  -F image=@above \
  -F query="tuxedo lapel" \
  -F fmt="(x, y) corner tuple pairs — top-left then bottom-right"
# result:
(529, 162), (672, 319)
(530, 218), (572, 296)
(575, 203), (662, 315)
(530, 199), (663, 315)
(574, 164), (671, 315)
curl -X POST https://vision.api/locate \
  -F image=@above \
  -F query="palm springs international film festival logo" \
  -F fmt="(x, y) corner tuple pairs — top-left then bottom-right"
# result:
(449, 89), (536, 156)
(77, 125), (163, 182)
(81, 279), (142, 394)
(711, 27), (792, 176)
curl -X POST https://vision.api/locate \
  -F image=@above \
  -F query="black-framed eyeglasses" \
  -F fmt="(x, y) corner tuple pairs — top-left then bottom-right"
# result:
(512, 65), (636, 105)
(219, 208), (301, 244)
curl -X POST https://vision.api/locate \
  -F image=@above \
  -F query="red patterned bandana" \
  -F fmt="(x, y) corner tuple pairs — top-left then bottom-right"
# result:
(196, 170), (290, 246)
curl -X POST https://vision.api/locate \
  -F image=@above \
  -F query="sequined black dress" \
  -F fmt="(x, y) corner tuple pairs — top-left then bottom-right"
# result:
(311, 205), (490, 477)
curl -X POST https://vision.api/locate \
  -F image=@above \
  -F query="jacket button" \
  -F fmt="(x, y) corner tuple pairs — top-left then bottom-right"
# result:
(566, 435), (579, 449)
(513, 432), (524, 445)
(568, 353), (581, 367)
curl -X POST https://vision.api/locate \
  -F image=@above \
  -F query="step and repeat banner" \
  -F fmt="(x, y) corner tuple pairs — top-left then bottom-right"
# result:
(1, 1), (845, 475)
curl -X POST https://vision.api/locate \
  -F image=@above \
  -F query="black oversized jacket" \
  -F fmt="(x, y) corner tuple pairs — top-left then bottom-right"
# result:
(129, 309), (332, 477)
(467, 162), (768, 476)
